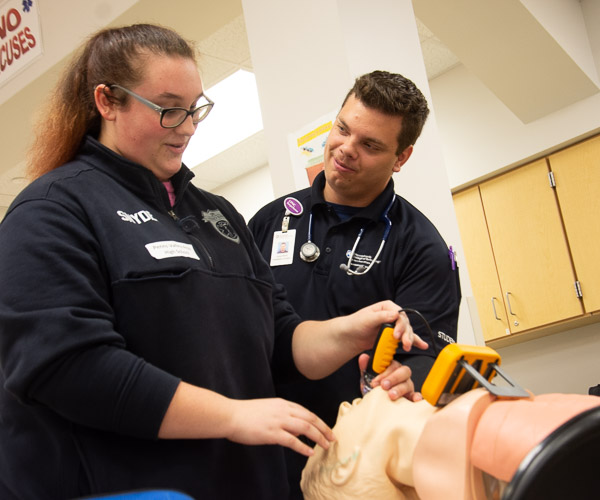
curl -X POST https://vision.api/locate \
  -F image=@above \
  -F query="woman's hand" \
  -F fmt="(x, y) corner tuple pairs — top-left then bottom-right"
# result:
(226, 398), (335, 456)
(292, 300), (429, 380)
(159, 382), (334, 457)
(345, 301), (429, 353)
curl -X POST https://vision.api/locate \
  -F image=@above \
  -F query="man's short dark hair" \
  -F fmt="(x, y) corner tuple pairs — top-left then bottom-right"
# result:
(341, 70), (430, 154)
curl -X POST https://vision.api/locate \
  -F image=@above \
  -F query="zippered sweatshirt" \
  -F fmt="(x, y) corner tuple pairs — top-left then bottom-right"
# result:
(0, 136), (301, 499)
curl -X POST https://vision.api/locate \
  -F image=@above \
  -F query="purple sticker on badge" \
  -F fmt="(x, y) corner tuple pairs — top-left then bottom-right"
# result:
(284, 197), (303, 216)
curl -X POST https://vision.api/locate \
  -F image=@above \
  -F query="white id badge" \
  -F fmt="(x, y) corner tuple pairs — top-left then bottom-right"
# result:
(270, 229), (296, 266)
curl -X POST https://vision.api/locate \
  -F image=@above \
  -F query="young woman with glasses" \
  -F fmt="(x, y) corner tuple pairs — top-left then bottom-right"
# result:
(0, 23), (423, 499)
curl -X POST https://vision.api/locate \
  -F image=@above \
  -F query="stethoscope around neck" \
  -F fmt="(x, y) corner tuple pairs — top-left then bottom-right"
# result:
(299, 194), (396, 276)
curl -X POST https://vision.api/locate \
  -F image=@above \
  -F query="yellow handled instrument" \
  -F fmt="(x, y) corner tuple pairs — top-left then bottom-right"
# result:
(361, 322), (398, 395)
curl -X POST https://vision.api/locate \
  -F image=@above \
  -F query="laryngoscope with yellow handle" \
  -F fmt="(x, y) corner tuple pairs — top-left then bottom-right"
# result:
(361, 310), (529, 403)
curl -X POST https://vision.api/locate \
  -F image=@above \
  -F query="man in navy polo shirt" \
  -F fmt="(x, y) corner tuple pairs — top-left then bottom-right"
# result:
(249, 70), (461, 498)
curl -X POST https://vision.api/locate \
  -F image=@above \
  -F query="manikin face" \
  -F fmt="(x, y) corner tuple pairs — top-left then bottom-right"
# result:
(98, 54), (204, 181)
(323, 94), (413, 207)
(301, 387), (436, 500)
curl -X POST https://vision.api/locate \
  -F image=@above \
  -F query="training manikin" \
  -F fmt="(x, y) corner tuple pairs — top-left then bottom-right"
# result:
(301, 386), (600, 500)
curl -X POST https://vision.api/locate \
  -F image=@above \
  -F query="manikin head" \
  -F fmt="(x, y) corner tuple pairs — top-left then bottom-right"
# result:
(301, 386), (436, 500)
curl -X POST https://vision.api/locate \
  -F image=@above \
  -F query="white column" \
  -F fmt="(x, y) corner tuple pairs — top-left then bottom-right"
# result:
(242, 0), (478, 344)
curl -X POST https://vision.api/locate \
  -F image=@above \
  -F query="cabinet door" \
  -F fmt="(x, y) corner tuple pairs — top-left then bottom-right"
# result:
(549, 136), (600, 312)
(479, 159), (584, 332)
(453, 186), (510, 341)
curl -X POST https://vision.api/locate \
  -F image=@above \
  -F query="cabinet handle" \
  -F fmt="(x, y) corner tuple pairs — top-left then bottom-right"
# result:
(506, 291), (516, 316)
(506, 292), (520, 327)
(491, 297), (501, 320)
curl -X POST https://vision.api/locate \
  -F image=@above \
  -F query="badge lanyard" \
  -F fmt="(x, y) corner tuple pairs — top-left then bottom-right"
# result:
(270, 197), (303, 267)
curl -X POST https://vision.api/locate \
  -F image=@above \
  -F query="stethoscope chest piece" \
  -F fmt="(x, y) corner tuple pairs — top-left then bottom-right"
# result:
(300, 241), (320, 262)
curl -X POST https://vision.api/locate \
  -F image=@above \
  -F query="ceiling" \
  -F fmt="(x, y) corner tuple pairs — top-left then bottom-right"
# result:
(184, 14), (461, 192)
(0, 0), (459, 210)
(1, 0), (597, 211)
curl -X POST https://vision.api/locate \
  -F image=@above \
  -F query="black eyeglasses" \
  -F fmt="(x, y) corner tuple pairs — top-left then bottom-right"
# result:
(109, 84), (214, 129)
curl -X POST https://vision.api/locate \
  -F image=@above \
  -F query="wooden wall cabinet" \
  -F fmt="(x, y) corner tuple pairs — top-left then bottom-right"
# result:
(453, 135), (600, 344)
(549, 136), (600, 313)
(453, 186), (510, 341)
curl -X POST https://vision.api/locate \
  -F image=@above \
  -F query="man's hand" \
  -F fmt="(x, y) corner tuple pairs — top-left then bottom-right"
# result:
(358, 354), (423, 402)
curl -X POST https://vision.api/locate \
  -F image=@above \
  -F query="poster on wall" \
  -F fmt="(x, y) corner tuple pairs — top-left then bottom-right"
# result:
(0, 0), (43, 88)
(288, 111), (336, 189)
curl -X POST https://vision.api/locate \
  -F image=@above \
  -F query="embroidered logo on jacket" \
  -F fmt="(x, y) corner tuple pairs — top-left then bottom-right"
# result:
(201, 209), (240, 244)
(117, 210), (158, 224)
(437, 331), (456, 344)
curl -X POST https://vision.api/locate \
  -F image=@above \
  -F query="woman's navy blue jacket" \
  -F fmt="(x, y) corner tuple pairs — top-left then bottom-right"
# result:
(0, 136), (301, 499)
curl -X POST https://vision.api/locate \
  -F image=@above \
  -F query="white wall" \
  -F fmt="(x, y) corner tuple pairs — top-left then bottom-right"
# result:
(424, 0), (600, 394)
(231, 1), (600, 396)
(212, 165), (273, 222)
(496, 323), (600, 395)
(430, 64), (600, 189)
(582, 0), (600, 74)
(430, 0), (600, 191)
